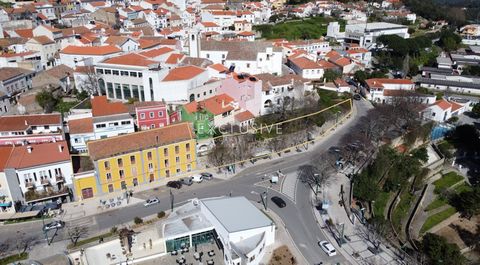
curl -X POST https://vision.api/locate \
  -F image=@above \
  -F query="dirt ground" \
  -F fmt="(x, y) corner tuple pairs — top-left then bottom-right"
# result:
(268, 245), (297, 265)
(435, 215), (479, 262)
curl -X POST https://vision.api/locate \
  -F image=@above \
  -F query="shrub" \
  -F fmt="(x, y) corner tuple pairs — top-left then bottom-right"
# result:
(157, 211), (166, 219)
(134, 217), (143, 224)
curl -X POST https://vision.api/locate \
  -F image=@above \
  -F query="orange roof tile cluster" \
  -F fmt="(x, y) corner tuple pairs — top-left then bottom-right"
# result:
(238, 31), (255, 36)
(235, 110), (254, 122)
(433, 99), (463, 111)
(289, 57), (322, 69)
(139, 47), (174, 58)
(14, 28), (33, 38)
(5, 141), (70, 169)
(208, 63), (229, 72)
(366, 78), (414, 89)
(163, 65), (206, 81)
(102, 53), (158, 67)
(87, 123), (194, 161)
(165, 53), (185, 64)
(91, 96), (129, 117)
(0, 146), (14, 171)
(184, 94), (235, 115)
(68, 118), (93, 134)
(31, 35), (55, 45)
(0, 114), (61, 132)
(61, 45), (121, 55)
(346, 48), (369, 54)
(201, 22), (220, 27)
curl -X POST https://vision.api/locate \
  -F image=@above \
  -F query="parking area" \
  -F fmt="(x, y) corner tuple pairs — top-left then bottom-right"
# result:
(133, 178), (223, 200)
(138, 241), (223, 265)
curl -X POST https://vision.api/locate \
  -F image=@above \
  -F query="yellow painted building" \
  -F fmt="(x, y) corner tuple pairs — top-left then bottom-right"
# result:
(86, 123), (197, 195)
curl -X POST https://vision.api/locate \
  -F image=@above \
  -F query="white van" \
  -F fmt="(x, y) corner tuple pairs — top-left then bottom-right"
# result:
(192, 174), (203, 183)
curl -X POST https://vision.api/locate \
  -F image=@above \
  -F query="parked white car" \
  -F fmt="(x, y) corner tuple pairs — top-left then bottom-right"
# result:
(318, 241), (337, 256)
(192, 174), (203, 183)
(144, 197), (160, 207)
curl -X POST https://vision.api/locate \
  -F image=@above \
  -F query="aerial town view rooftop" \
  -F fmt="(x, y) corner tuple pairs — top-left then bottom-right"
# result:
(0, 0), (479, 264)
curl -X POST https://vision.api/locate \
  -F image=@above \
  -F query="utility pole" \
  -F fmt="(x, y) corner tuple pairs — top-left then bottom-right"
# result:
(169, 189), (174, 212)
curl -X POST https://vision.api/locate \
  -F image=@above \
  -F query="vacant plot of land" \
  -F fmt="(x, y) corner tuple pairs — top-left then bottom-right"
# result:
(254, 16), (343, 40)
(421, 206), (457, 234)
(269, 245), (297, 265)
(433, 172), (463, 193)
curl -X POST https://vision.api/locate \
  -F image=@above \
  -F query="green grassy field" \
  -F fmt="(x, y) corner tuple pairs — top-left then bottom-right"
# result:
(373, 191), (391, 219)
(420, 206), (457, 234)
(433, 172), (464, 193)
(454, 182), (473, 193)
(253, 16), (344, 40)
(392, 192), (415, 233)
(425, 198), (448, 212)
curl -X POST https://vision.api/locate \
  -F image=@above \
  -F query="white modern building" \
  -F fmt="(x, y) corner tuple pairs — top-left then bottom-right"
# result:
(344, 22), (409, 48)
(59, 45), (122, 68)
(162, 196), (275, 265)
(190, 36), (283, 75)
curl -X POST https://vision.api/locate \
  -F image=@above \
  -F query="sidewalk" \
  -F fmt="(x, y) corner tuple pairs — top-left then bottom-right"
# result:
(313, 173), (403, 265)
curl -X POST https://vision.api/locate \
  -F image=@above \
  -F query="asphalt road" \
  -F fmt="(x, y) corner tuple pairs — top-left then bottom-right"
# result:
(0, 99), (372, 264)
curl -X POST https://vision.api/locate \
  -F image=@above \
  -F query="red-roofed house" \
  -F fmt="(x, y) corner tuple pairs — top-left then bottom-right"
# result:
(134, 101), (180, 130)
(199, 22), (222, 33)
(0, 114), (64, 146)
(159, 65), (210, 101)
(365, 78), (415, 103)
(288, 57), (324, 80)
(90, 96), (135, 139)
(421, 99), (468, 122)
(345, 47), (372, 66)
(3, 141), (74, 206)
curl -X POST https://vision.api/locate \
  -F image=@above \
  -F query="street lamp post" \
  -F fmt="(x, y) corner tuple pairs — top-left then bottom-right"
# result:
(169, 189), (174, 212)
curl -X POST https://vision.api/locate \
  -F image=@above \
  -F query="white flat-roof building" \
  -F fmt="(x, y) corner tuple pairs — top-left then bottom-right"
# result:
(345, 22), (409, 48)
(162, 196), (275, 265)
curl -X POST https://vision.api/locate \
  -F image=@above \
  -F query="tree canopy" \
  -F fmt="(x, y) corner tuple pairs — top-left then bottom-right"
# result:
(422, 233), (466, 265)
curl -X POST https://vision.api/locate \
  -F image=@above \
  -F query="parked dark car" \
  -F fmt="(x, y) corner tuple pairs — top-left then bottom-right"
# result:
(353, 94), (361, 100)
(200, 172), (213, 180)
(167, 181), (182, 189)
(271, 196), (286, 208)
(43, 220), (65, 231)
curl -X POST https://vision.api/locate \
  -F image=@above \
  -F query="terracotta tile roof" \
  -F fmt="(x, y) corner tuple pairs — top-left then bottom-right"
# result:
(201, 22), (219, 27)
(434, 99), (452, 111)
(31, 35), (55, 45)
(201, 0), (226, 3)
(45, 64), (74, 79)
(5, 141), (70, 169)
(326, 50), (341, 61)
(184, 94), (235, 115)
(138, 38), (163, 49)
(0, 67), (33, 82)
(235, 110), (254, 122)
(165, 53), (185, 64)
(317, 60), (337, 69)
(208, 63), (228, 72)
(89, 1), (106, 7)
(346, 48), (369, 54)
(74, 65), (95, 73)
(61, 26), (91, 36)
(139, 47), (174, 58)
(450, 101), (463, 112)
(41, 25), (62, 33)
(162, 65), (205, 81)
(334, 78), (349, 87)
(238, 31), (255, 36)
(366, 78), (414, 87)
(14, 28), (33, 38)
(289, 57), (322, 69)
(0, 114), (61, 132)
(0, 146), (13, 171)
(91, 96), (129, 117)
(334, 57), (351, 67)
(87, 122), (194, 161)
(0, 51), (37, 58)
(69, 117), (93, 134)
(61, 45), (121, 55)
(210, 10), (236, 16)
(104, 36), (133, 46)
(101, 53), (158, 67)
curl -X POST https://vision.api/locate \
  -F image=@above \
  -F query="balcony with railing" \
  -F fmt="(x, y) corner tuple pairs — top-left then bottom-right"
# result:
(55, 174), (64, 183)
(25, 187), (69, 203)
(41, 179), (50, 186)
(25, 182), (35, 189)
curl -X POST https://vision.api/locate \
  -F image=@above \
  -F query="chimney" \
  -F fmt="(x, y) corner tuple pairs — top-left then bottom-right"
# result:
(58, 144), (63, 153)
(27, 146), (32, 153)
(24, 120), (28, 126)
(156, 135), (159, 143)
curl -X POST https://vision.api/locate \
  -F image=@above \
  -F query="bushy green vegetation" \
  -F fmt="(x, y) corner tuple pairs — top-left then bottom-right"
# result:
(433, 172), (464, 193)
(422, 233), (466, 265)
(253, 16), (343, 40)
(0, 253), (28, 265)
(420, 206), (457, 233)
(449, 186), (480, 219)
